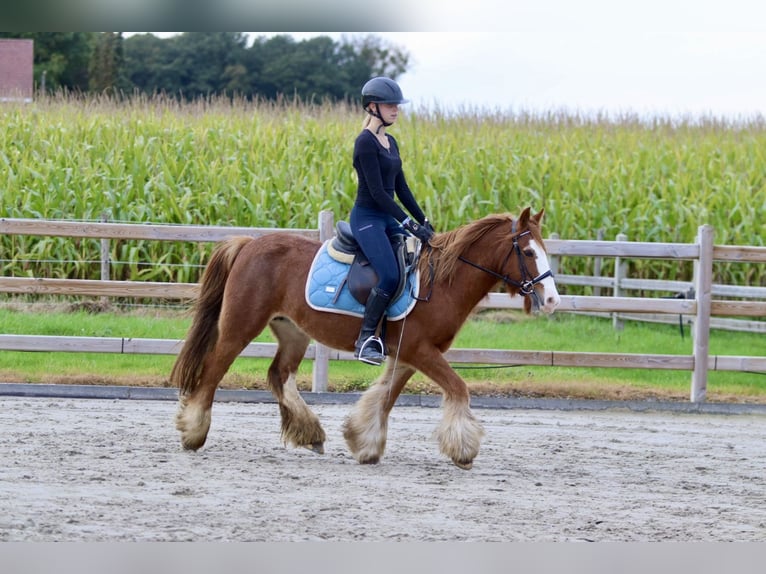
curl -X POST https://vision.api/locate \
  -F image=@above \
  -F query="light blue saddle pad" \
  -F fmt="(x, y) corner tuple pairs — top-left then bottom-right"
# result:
(305, 240), (419, 321)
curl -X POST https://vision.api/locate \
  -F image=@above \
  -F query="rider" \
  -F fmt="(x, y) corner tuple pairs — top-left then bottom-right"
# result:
(350, 76), (434, 365)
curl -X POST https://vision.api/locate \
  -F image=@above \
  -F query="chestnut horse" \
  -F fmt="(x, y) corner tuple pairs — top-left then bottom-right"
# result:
(171, 207), (560, 469)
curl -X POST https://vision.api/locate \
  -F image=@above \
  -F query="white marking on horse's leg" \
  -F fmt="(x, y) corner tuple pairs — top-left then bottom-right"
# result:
(434, 397), (485, 469)
(342, 377), (391, 464)
(282, 372), (304, 411)
(175, 396), (212, 451)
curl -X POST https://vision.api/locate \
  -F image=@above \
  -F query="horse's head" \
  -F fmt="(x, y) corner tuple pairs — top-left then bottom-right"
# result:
(508, 207), (560, 314)
(427, 207), (561, 314)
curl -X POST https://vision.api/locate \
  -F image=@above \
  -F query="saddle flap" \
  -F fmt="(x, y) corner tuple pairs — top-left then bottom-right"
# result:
(347, 255), (378, 304)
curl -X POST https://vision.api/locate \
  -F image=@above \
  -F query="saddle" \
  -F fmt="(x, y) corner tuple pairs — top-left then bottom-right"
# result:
(327, 221), (414, 305)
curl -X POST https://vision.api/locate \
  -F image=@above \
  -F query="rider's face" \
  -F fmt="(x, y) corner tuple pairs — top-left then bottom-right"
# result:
(377, 103), (399, 124)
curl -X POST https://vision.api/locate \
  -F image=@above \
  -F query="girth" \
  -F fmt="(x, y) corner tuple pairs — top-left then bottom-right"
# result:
(328, 221), (410, 305)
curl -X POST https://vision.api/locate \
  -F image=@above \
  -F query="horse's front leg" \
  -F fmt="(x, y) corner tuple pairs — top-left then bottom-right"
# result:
(268, 318), (326, 453)
(408, 348), (485, 469)
(343, 362), (416, 464)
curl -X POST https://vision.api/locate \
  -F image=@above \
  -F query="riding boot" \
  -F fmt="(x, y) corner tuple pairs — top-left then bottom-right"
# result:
(354, 287), (392, 366)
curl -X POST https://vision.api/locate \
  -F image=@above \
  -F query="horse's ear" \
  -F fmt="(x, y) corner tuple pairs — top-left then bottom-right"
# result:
(518, 207), (531, 229)
(532, 208), (545, 225)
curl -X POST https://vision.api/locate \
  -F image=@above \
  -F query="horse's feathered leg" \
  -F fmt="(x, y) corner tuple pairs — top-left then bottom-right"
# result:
(342, 362), (416, 464)
(175, 319), (260, 451)
(173, 236), (253, 451)
(267, 317), (326, 453)
(406, 346), (485, 470)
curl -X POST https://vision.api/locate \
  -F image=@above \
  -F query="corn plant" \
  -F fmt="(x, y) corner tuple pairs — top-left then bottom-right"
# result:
(1, 93), (764, 288)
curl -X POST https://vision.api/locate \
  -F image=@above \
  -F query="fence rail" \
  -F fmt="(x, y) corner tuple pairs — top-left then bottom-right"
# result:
(0, 333), (762, 373)
(1, 213), (765, 403)
(547, 230), (766, 334)
(0, 218), (321, 242)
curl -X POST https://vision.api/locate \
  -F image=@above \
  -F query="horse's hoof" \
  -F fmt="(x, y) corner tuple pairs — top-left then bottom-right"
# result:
(304, 441), (324, 454)
(358, 455), (380, 465)
(180, 437), (204, 451)
(453, 459), (473, 470)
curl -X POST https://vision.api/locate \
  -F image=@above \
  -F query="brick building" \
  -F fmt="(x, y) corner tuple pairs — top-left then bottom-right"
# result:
(0, 39), (34, 102)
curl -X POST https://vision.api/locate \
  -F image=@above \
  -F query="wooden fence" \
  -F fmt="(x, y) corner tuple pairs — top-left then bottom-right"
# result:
(549, 229), (766, 334)
(1, 212), (765, 403)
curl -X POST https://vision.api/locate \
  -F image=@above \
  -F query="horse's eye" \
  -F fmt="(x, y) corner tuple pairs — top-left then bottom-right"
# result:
(523, 249), (535, 258)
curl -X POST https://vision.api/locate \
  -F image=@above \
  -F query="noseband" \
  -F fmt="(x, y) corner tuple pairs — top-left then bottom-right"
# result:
(457, 225), (553, 309)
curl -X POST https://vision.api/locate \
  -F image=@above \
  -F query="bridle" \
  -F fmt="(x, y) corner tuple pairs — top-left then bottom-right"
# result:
(411, 219), (554, 309)
(457, 223), (554, 309)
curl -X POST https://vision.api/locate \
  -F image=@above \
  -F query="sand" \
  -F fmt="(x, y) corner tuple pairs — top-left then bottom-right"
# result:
(1, 396), (764, 541)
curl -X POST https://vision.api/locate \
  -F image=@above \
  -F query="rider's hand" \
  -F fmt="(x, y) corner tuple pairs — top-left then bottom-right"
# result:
(403, 218), (434, 244)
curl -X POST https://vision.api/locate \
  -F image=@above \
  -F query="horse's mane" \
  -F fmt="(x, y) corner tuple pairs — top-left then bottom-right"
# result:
(419, 213), (510, 285)
(419, 211), (546, 286)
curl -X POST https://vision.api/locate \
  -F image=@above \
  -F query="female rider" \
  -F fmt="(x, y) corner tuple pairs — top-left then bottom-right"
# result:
(350, 76), (434, 365)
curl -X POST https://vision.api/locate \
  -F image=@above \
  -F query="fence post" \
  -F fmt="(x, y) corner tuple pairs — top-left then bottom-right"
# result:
(100, 212), (110, 307)
(613, 233), (628, 331)
(100, 212), (110, 281)
(548, 233), (559, 277)
(312, 210), (335, 393)
(593, 228), (604, 297)
(691, 224), (714, 403)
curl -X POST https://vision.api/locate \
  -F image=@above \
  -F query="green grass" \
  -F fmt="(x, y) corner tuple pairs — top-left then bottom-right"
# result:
(460, 311), (766, 398)
(0, 303), (763, 403)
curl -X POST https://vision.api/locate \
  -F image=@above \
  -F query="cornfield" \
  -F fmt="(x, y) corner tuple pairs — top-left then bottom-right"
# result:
(1, 93), (764, 287)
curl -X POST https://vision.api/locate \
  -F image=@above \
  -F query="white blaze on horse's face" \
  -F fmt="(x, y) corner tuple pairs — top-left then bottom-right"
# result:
(529, 239), (561, 314)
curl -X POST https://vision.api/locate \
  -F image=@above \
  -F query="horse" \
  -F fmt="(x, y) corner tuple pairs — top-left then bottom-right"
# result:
(171, 207), (560, 469)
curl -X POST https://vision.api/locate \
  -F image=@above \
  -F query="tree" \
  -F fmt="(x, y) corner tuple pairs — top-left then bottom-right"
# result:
(342, 34), (409, 80)
(259, 36), (349, 102)
(122, 33), (177, 94)
(249, 33), (410, 103)
(170, 33), (250, 98)
(88, 32), (128, 94)
(119, 32), (412, 102)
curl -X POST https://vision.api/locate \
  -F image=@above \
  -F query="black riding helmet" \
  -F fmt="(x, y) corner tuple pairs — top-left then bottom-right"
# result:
(361, 77), (409, 131)
(361, 76), (410, 107)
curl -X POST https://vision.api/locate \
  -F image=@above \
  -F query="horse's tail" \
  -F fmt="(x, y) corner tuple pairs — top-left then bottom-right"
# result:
(171, 236), (253, 396)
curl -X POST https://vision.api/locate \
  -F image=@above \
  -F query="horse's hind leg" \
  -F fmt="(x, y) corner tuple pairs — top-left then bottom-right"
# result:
(342, 362), (416, 464)
(267, 317), (326, 453)
(176, 294), (273, 451)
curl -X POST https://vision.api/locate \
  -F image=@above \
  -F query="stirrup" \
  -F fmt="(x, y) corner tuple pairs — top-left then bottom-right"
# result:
(356, 336), (385, 366)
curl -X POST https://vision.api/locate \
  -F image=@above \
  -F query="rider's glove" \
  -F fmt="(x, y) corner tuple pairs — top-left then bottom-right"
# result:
(402, 217), (434, 244)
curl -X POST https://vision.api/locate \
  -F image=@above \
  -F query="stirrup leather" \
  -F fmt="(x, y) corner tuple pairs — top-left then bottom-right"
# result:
(356, 335), (385, 365)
